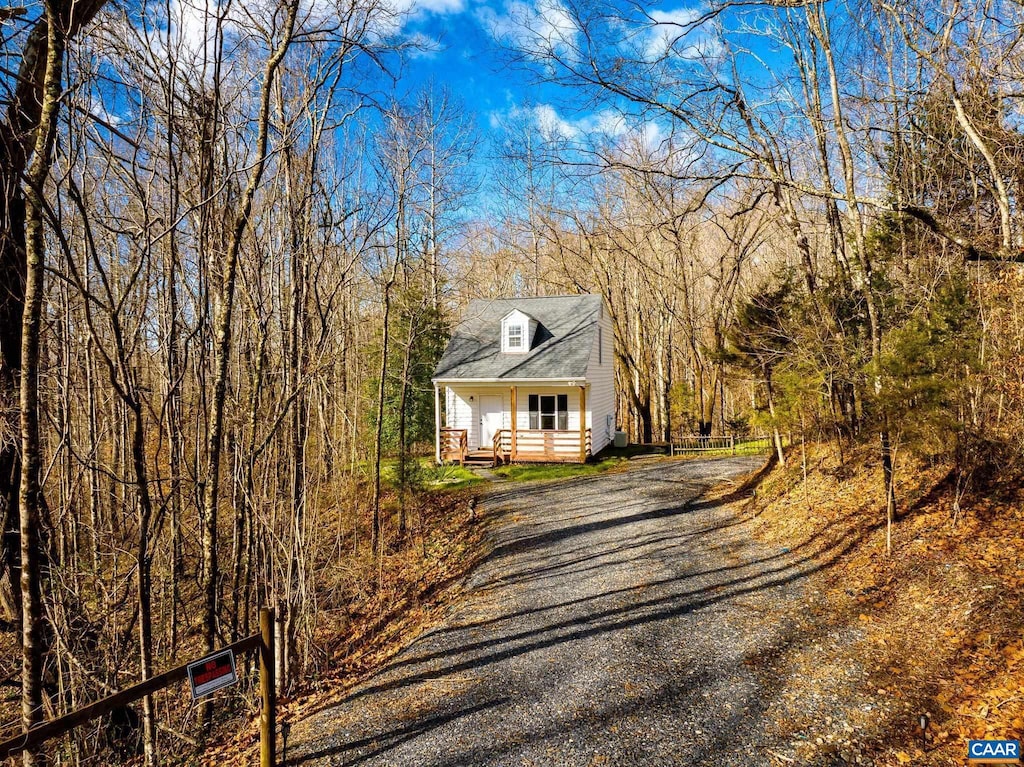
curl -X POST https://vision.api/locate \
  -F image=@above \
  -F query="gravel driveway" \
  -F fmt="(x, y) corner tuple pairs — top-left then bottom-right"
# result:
(287, 456), (816, 767)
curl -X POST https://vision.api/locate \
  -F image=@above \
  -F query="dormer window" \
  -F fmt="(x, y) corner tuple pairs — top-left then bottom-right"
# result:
(501, 308), (535, 353)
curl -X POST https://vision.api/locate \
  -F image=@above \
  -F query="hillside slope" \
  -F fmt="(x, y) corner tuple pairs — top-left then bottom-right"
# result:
(727, 444), (1024, 766)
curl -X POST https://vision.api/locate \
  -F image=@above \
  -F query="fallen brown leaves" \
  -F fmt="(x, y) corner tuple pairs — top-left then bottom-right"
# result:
(198, 487), (488, 766)
(731, 443), (1024, 767)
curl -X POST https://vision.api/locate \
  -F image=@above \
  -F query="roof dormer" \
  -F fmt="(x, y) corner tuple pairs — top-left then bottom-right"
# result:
(501, 309), (535, 354)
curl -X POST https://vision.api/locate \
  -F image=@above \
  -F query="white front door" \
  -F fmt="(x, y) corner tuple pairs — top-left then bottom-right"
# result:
(479, 395), (503, 449)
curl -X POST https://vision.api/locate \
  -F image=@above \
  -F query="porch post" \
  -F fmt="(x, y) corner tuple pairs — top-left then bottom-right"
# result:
(434, 384), (442, 464)
(510, 386), (517, 461)
(579, 385), (587, 463)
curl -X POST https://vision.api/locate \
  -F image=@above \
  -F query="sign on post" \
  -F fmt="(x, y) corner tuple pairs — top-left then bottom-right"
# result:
(186, 649), (238, 700)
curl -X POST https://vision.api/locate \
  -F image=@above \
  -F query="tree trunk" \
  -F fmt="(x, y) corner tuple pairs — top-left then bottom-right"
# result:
(129, 402), (157, 767)
(372, 272), (395, 556)
(882, 428), (896, 555)
(19, 4), (68, 762)
(765, 376), (786, 467)
(200, 4), (299, 729)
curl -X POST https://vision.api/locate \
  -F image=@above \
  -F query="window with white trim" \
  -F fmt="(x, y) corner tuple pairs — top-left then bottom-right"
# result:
(528, 394), (568, 430)
(507, 324), (523, 350)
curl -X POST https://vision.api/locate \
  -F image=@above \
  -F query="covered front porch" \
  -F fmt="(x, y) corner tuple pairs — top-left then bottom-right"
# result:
(439, 426), (593, 466)
(433, 382), (593, 466)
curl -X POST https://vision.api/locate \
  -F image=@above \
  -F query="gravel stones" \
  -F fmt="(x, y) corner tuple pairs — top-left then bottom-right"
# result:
(288, 456), (819, 767)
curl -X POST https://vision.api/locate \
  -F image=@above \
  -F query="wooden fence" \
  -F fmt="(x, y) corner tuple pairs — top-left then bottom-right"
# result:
(0, 608), (277, 766)
(669, 435), (774, 455)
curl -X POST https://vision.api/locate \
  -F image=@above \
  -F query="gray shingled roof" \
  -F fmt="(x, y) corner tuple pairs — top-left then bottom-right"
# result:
(433, 295), (603, 381)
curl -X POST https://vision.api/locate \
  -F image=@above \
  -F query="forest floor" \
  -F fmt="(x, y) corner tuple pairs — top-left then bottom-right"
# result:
(738, 442), (1024, 766)
(199, 487), (489, 766)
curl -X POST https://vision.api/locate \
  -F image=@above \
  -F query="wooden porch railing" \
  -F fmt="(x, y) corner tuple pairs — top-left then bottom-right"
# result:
(440, 428), (468, 463)
(492, 428), (512, 464)
(441, 428), (594, 464)
(513, 428), (592, 462)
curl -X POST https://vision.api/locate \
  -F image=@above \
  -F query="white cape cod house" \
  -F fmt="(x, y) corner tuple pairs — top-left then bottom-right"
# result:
(432, 295), (615, 466)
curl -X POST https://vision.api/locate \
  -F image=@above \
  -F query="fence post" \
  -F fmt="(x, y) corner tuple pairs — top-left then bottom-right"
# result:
(260, 607), (276, 767)
(731, 435), (735, 454)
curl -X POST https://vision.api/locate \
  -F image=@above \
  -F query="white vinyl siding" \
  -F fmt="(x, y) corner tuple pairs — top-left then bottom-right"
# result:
(445, 387), (476, 448)
(446, 386), (513, 449)
(584, 307), (615, 454)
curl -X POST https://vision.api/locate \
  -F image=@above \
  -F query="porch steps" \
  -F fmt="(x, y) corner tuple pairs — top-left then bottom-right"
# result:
(462, 450), (496, 468)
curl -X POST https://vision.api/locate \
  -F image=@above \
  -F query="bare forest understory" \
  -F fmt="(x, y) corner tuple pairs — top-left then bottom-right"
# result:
(733, 446), (1024, 766)
(0, 484), (486, 766)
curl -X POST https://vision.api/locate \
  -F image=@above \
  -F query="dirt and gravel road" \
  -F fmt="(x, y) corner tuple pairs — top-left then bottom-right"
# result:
(287, 456), (822, 767)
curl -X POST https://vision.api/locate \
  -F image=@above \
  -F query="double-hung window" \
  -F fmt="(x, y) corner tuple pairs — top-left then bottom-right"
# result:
(507, 325), (523, 350)
(528, 394), (568, 430)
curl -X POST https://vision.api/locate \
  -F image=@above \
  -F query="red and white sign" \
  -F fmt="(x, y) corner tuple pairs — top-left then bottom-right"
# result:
(186, 650), (238, 700)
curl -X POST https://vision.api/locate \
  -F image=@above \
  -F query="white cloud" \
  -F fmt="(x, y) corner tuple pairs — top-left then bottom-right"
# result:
(593, 110), (627, 137)
(613, 121), (706, 177)
(416, 0), (465, 12)
(569, 109), (629, 138)
(534, 0), (577, 52)
(89, 95), (122, 127)
(405, 31), (443, 57)
(478, 0), (579, 59)
(489, 102), (578, 139)
(532, 103), (578, 139)
(639, 120), (663, 149)
(493, 103), (666, 146)
(647, 7), (704, 59)
(167, 0), (221, 62)
(389, 0), (465, 15)
(297, 0), (464, 44)
(121, 0), (238, 85)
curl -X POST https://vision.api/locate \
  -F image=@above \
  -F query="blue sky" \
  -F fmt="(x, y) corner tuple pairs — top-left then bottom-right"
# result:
(385, 0), (720, 149)
(132, 0), (742, 163)
(391, 1), (581, 142)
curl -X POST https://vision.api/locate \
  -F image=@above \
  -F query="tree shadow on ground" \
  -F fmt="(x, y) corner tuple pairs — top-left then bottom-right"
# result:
(293, 456), (905, 766)
(286, 698), (510, 765)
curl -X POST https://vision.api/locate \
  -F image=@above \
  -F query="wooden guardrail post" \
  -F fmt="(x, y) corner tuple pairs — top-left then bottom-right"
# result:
(0, 632), (263, 762)
(260, 607), (276, 767)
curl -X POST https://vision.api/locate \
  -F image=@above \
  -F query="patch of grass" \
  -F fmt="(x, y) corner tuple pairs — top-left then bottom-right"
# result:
(492, 455), (627, 482)
(420, 462), (485, 490)
(377, 457), (486, 491)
